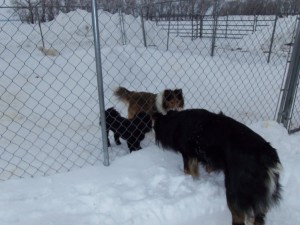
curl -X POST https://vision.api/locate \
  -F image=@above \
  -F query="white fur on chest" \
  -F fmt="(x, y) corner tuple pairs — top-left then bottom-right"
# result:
(155, 92), (167, 115)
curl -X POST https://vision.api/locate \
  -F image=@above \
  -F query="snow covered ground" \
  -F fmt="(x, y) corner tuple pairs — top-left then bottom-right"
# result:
(0, 121), (300, 225)
(1, 5), (300, 225)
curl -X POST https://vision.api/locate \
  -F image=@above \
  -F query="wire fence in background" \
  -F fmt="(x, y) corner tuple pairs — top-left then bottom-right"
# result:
(277, 17), (300, 133)
(156, 15), (273, 39)
(0, 1), (299, 181)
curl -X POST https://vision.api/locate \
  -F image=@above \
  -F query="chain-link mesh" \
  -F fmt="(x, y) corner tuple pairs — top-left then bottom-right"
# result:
(0, 1), (298, 181)
(0, 5), (103, 180)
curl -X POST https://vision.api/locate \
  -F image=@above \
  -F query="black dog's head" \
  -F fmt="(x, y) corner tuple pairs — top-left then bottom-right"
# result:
(105, 107), (121, 125)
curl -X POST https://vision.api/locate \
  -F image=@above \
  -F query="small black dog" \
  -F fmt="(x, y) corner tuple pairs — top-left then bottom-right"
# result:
(104, 107), (152, 152)
(153, 109), (282, 225)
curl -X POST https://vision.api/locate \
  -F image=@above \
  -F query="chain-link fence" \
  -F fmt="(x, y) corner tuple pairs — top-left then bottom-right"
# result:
(0, 4), (103, 180)
(277, 17), (300, 133)
(0, 0), (299, 181)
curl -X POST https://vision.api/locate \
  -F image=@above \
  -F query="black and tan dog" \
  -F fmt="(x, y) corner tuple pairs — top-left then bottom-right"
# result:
(104, 107), (152, 152)
(114, 86), (184, 119)
(153, 109), (282, 225)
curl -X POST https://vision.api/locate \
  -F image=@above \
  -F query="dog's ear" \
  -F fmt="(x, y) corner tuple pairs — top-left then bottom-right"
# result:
(106, 107), (115, 113)
(163, 89), (172, 100)
(174, 89), (184, 108)
(174, 89), (183, 96)
(219, 111), (225, 116)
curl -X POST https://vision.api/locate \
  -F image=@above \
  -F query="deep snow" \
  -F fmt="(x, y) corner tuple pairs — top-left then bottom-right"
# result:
(0, 121), (300, 225)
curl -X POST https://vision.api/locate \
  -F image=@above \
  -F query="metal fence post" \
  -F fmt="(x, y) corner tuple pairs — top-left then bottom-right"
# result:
(176, 14), (179, 36)
(277, 17), (300, 129)
(91, 0), (109, 166)
(210, 0), (219, 57)
(35, 6), (45, 48)
(252, 15), (257, 33)
(225, 14), (228, 39)
(167, 16), (171, 51)
(195, 14), (199, 39)
(211, 0), (219, 57)
(200, 15), (203, 38)
(211, 17), (217, 56)
(119, 9), (127, 45)
(267, 15), (278, 63)
(140, 7), (147, 48)
(191, 13), (194, 41)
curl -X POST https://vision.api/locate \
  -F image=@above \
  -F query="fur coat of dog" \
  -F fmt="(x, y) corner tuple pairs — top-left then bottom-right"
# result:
(114, 86), (184, 119)
(104, 107), (152, 152)
(153, 109), (282, 225)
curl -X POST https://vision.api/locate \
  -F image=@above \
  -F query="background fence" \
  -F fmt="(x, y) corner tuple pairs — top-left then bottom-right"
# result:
(277, 17), (300, 133)
(155, 15), (275, 39)
(0, 0), (299, 181)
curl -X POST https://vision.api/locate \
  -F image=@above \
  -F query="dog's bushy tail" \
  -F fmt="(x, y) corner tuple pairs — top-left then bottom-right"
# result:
(226, 155), (282, 223)
(265, 162), (282, 207)
(114, 87), (132, 102)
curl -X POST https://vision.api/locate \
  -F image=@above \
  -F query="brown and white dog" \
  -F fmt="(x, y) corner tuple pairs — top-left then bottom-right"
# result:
(114, 86), (184, 119)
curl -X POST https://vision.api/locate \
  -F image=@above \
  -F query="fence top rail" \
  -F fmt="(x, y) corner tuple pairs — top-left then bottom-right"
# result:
(151, 15), (278, 21)
(152, 14), (278, 17)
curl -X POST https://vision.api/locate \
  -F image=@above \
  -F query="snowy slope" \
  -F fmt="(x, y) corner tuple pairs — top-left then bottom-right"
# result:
(0, 122), (300, 225)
